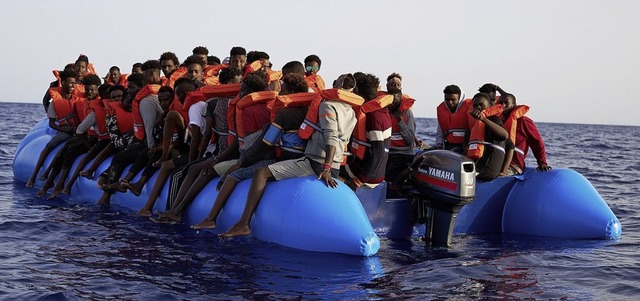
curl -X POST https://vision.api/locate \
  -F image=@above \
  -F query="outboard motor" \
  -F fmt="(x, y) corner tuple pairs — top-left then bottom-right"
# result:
(410, 150), (476, 246)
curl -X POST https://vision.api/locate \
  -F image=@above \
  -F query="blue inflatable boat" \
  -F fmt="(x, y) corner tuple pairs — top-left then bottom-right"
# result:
(13, 119), (622, 257)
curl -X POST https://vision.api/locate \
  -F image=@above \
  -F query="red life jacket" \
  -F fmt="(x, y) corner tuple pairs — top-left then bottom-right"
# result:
(105, 73), (129, 88)
(75, 96), (98, 137)
(49, 87), (80, 127)
(467, 104), (505, 160)
(162, 67), (187, 88)
(132, 84), (162, 140)
(270, 92), (321, 121)
(200, 83), (242, 99)
(227, 91), (279, 146)
(503, 105), (530, 146)
(243, 60), (264, 75)
(180, 90), (207, 125)
(89, 98), (110, 140)
(304, 74), (326, 93)
(437, 98), (473, 145)
(298, 88), (364, 139)
(350, 94), (394, 159)
(390, 94), (416, 149)
(109, 101), (135, 135)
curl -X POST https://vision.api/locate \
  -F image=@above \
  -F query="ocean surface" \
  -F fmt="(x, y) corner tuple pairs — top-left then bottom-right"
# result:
(1, 102), (638, 300)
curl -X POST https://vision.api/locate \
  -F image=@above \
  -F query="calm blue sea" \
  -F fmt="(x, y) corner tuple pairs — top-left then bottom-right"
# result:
(1, 102), (638, 300)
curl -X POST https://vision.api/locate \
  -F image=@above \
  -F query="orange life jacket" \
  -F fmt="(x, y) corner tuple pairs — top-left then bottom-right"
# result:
(75, 96), (98, 137)
(180, 91), (207, 125)
(89, 98), (110, 140)
(270, 92), (321, 121)
(49, 87), (80, 127)
(132, 84), (162, 140)
(389, 94), (416, 149)
(304, 74), (326, 93)
(244, 60), (264, 75)
(467, 104), (505, 160)
(298, 88), (364, 139)
(162, 67), (187, 88)
(200, 83), (242, 99)
(437, 98), (473, 145)
(227, 91), (279, 146)
(204, 64), (226, 78)
(105, 73), (129, 87)
(503, 105), (530, 145)
(350, 94), (394, 159)
(108, 101), (134, 135)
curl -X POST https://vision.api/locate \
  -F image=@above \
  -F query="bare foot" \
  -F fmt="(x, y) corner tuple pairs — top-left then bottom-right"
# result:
(219, 223), (251, 238)
(121, 181), (142, 196)
(47, 190), (61, 200)
(36, 188), (48, 198)
(152, 156), (169, 168)
(96, 194), (110, 205)
(79, 170), (94, 179)
(137, 208), (152, 217)
(191, 218), (217, 230)
(157, 211), (182, 223)
(26, 177), (35, 188)
(61, 187), (71, 195)
(38, 172), (48, 181)
(106, 182), (126, 193)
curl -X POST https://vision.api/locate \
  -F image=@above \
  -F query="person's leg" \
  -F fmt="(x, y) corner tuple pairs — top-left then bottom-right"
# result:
(137, 160), (175, 217)
(27, 132), (73, 187)
(35, 146), (67, 197)
(122, 151), (162, 196)
(154, 111), (184, 166)
(50, 142), (90, 198)
(161, 161), (207, 212)
(80, 143), (115, 178)
(64, 140), (109, 194)
(158, 167), (215, 222)
(105, 144), (145, 192)
(192, 177), (239, 230)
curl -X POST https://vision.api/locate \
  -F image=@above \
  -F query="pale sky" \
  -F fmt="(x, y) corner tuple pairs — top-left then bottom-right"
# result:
(1, 0), (638, 126)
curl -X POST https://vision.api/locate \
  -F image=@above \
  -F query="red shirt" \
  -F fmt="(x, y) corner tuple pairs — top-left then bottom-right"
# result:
(242, 102), (271, 134)
(512, 116), (548, 170)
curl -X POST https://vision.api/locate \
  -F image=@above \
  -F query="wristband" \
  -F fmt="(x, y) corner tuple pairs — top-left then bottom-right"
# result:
(322, 163), (332, 171)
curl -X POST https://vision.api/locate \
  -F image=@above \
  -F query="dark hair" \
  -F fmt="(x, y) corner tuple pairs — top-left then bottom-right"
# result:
(218, 67), (243, 84)
(159, 52), (180, 66)
(243, 71), (268, 93)
(141, 59), (161, 71)
(174, 77), (197, 89)
(109, 66), (121, 73)
(230, 46), (247, 56)
(254, 51), (270, 61)
(132, 62), (143, 69)
(158, 85), (175, 99)
(98, 83), (112, 99)
(126, 73), (147, 88)
(478, 83), (497, 94)
(82, 74), (101, 86)
(108, 84), (127, 96)
(207, 55), (221, 65)
(183, 55), (206, 69)
(503, 93), (517, 104)
(246, 51), (257, 64)
(76, 54), (89, 64)
(282, 73), (308, 93)
(387, 72), (402, 82)
(281, 61), (305, 75)
(354, 73), (380, 101)
(304, 54), (321, 66)
(192, 46), (209, 55)
(59, 70), (76, 81)
(473, 92), (491, 102)
(443, 85), (461, 95)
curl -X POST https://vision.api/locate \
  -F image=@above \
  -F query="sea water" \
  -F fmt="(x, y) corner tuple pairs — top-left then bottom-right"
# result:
(1, 102), (638, 300)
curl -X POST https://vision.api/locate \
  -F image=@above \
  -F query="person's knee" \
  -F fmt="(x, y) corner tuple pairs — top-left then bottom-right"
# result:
(255, 166), (272, 180)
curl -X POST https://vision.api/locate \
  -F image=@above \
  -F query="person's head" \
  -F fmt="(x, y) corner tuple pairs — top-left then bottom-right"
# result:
(192, 46), (209, 63)
(478, 83), (497, 104)
(98, 83), (112, 100)
(333, 73), (356, 91)
(207, 55), (221, 66)
(443, 84), (462, 112)
(183, 55), (205, 81)
(280, 73), (308, 95)
(229, 46), (247, 70)
(386, 72), (402, 94)
(59, 70), (77, 94)
(159, 52), (180, 77)
(125, 73), (147, 102)
(472, 93), (492, 111)
(63, 63), (76, 74)
(82, 74), (101, 100)
(107, 85), (126, 103)
(253, 51), (271, 72)
(131, 63), (143, 75)
(75, 54), (89, 79)
(497, 93), (517, 113)
(173, 77), (197, 103)
(218, 67), (243, 84)
(241, 71), (268, 95)
(108, 66), (121, 83)
(281, 61), (305, 76)
(141, 59), (162, 85)
(304, 54), (321, 76)
(157, 86), (174, 111)
(354, 73), (380, 101)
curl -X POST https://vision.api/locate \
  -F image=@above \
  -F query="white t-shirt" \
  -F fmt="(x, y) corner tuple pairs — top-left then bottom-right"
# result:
(188, 101), (207, 134)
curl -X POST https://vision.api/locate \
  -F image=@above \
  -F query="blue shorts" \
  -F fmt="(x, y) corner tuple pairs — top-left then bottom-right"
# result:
(46, 131), (74, 149)
(229, 159), (276, 181)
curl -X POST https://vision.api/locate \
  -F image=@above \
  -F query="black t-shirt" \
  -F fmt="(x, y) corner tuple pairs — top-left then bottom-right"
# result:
(475, 115), (514, 181)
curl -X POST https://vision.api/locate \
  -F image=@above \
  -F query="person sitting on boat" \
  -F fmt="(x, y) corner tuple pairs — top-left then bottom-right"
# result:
(383, 73), (422, 186)
(229, 46), (248, 74)
(303, 54), (325, 93)
(466, 93), (514, 181)
(478, 83), (500, 105)
(159, 52), (180, 87)
(497, 92), (552, 175)
(131, 62), (143, 75)
(435, 84), (471, 153)
(62, 84), (120, 195)
(219, 73), (361, 238)
(341, 73), (392, 190)
(95, 60), (162, 205)
(43, 63), (75, 112)
(189, 72), (315, 228)
(37, 74), (103, 198)
(26, 70), (80, 188)
(105, 66), (128, 88)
